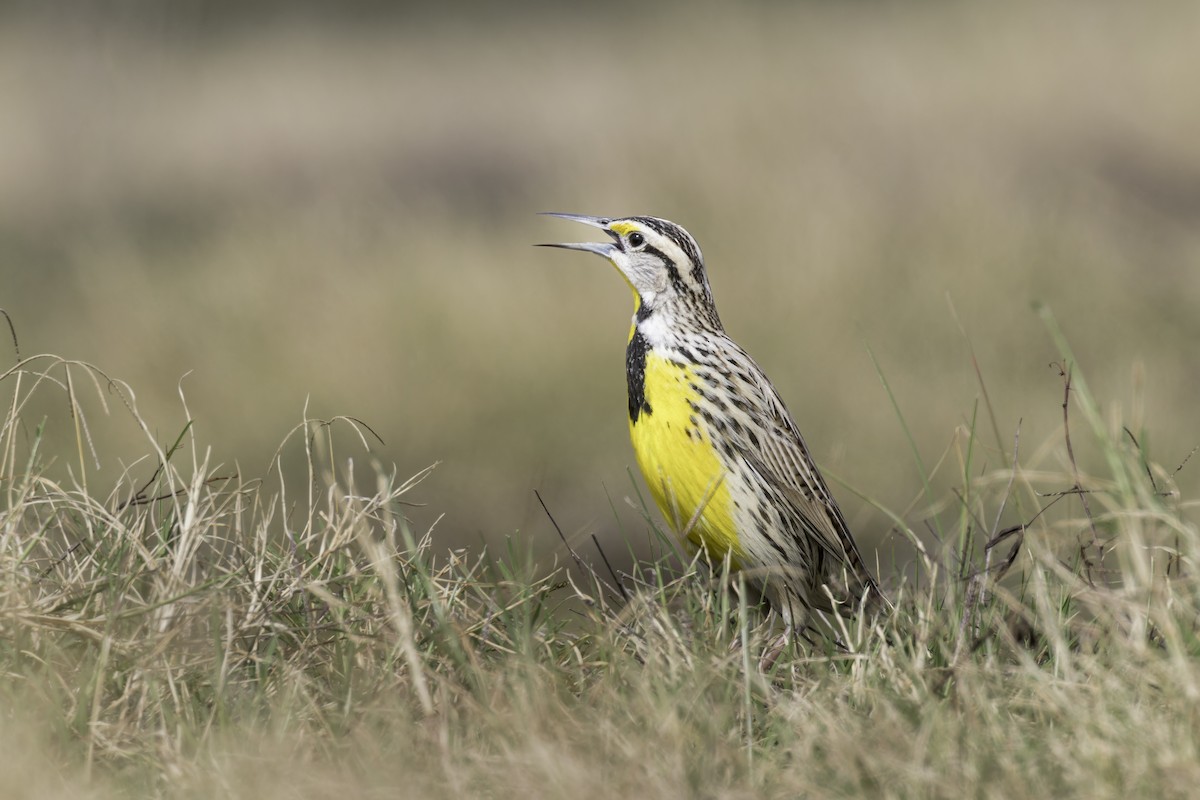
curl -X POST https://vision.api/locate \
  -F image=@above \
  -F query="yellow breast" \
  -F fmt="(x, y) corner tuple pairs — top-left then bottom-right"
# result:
(629, 351), (744, 568)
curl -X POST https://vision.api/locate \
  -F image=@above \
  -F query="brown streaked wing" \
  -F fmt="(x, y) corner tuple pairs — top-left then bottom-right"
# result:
(716, 341), (881, 599)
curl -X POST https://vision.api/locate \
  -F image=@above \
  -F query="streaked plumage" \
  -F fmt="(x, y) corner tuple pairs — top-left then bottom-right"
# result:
(540, 213), (887, 630)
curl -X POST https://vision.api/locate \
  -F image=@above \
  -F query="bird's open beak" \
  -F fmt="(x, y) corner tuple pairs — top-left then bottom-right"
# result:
(536, 213), (619, 258)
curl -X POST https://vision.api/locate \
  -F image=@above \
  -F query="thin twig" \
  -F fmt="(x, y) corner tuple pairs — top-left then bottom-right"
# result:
(1035, 488), (1098, 498)
(535, 489), (587, 574)
(591, 533), (630, 603)
(118, 476), (237, 510)
(963, 492), (1066, 582)
(1056, 362), (1101, 585)
(982, 523), (1024, 581)
(1123, 426), (1160, 495)
(978, 423), (1022, 592)
(955, 423), (1021, 660)
(1174, 444), (1198, 476)
(534, 489), (623, 605)
(36, 540), (90, 583)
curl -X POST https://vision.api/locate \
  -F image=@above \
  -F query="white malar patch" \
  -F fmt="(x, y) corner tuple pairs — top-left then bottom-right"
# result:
(637, 310), (674, 348)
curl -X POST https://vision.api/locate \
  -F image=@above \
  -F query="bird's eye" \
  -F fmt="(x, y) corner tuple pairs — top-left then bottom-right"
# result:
(627, 232), (646, 249)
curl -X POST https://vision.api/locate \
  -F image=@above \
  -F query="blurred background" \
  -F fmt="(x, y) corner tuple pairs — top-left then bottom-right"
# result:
(2, 2), (1198, 576)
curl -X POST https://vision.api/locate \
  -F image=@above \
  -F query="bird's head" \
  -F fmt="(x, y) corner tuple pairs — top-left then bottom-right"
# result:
(539, 213), (720, 325)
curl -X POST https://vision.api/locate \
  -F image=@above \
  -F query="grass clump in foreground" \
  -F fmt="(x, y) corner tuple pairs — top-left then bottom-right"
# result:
(1, 344), (1198, 800)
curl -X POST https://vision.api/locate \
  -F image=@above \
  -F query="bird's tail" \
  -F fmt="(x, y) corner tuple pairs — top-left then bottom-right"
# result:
(859, 577), (893, 618)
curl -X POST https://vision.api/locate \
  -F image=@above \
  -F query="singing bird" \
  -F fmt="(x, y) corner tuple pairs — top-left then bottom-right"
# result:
(540, 213), (888, 635)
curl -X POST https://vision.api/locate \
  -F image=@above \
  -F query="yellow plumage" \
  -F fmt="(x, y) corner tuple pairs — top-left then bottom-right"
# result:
(630, 350), (743, 568)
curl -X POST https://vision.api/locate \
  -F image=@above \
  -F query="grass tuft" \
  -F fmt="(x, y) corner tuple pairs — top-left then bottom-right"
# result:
(2, 347), (1198, 798)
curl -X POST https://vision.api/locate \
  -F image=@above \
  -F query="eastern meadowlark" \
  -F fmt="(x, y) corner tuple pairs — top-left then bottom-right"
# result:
(540, 213), (888, 633)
